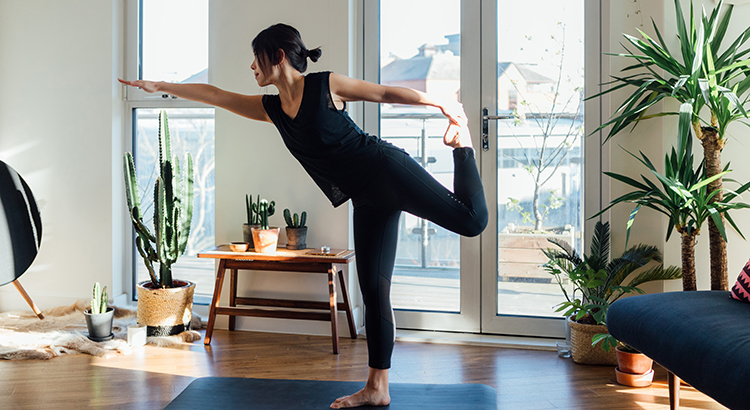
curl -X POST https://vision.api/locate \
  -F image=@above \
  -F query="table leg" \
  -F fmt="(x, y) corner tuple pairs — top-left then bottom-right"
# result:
(336, 267), (357, 339)
(229, 268), (238, 331)
(328, 268), (340, 354)
(205, 259), (227, 345)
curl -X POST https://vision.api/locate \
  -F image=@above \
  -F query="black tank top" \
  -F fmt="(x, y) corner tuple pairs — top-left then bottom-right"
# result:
(262, 72), (387, 207)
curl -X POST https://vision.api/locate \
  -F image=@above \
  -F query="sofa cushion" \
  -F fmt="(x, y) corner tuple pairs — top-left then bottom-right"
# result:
(730, 260), (750, 302)
(607, 291), (750, 410)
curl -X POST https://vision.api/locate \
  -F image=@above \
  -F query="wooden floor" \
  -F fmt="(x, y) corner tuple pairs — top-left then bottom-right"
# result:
(0, 329), (727, 410)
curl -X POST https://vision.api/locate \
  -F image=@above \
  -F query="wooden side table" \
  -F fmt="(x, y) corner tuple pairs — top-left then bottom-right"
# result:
(197, 245), (357, 354)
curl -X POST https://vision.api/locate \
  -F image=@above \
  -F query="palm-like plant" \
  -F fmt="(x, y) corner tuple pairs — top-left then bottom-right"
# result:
(592, 126), (750, 291)
(587, 0), (750, 290)
(543, 221), (681, 326)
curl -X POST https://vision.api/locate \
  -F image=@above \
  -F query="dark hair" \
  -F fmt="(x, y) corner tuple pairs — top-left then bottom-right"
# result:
(251, 23), (322, 73)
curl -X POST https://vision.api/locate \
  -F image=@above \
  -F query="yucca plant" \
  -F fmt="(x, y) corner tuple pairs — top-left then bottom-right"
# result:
(587, 0), (750, 290)
(124, 111), (194, 289)
(543, 221), (681, 327)
(591, 126), (750, 291)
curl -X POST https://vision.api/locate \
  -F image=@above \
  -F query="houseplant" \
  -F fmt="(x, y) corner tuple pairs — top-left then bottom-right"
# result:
(592, 127), (750, 291)
(243, 194), (274, 248)
(543, 221), (681, 365)
(283, 208), (307, 250)
(124, 110), (196, 337)
(587, 0), (750, 290)
(84, 282), (114, 342)
(250, 199), (278, 253)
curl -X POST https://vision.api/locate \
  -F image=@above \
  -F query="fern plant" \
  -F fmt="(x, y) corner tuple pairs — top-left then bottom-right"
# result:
(543, 221), (681, 330)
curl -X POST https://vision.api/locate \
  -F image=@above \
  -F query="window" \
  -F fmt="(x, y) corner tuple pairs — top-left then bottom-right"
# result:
(126, 0), (215, 303)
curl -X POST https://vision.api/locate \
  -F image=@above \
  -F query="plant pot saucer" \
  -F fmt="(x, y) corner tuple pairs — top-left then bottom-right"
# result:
(615, 367), (654, 387)
(85, 332), (114, 342)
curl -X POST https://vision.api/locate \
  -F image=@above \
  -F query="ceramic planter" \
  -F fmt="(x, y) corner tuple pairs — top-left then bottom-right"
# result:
(285, 226), (308, 250)
(136, 279), (195, 337)
(615, 345), (654, 387)
(567, 316), (617, 365)
(251, 227), (280, 253)
(84, 307), (115, 342)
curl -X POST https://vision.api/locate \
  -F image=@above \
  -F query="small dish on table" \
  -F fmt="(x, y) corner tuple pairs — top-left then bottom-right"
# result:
(229, 242), (249, 252)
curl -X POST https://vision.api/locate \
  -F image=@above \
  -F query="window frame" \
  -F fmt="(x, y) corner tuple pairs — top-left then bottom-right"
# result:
(123, 0), (214, 302)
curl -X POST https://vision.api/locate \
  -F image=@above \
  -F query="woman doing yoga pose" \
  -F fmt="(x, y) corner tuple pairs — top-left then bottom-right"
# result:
(120, 23), (488, 409)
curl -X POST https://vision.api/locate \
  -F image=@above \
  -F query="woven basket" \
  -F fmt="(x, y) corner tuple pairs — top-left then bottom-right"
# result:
(568, 316), (617, 365)
(137, 280), (195, 337)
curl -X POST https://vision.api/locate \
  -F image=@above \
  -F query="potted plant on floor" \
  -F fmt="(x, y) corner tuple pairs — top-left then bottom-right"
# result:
(251, 199), (278, 253)
(543, 221), (681, 365)
(124, 110), (196, 337)
(283, 208), (307, 250)
(84, 282), (114, 342)
(592, 333), (655, 387)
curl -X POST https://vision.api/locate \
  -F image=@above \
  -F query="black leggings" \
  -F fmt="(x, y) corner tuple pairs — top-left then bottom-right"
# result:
(351, 146), (488, 369)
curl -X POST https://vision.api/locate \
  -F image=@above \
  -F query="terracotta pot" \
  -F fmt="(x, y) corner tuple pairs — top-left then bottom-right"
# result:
(285, 226), (308, 250)
(567, 316), (618, 365)
(616, 345), (653, 374)
(251, 227), (280, 253)
(615, 367), (654, 387)
(136, 280), (195, 337)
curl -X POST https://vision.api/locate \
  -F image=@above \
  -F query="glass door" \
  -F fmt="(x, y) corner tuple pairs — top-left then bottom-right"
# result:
(370, 0), (481, 332)
(481, 0), (586, 337)
(367, 0), (594, 336)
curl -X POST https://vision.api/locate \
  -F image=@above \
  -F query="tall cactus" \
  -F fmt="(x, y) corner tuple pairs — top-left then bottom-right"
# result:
(124, 110), (194, 288)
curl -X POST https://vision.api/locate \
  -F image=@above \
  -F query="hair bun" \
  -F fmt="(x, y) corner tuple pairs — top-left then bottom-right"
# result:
(307, 47), (322, 63)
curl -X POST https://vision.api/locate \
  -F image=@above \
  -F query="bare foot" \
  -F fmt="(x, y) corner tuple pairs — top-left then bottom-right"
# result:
(330, 386), (390, 409)
(443, 121), (473, 149)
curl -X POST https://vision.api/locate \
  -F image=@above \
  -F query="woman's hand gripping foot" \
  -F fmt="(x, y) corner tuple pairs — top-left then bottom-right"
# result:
(439, 101), (472, 149)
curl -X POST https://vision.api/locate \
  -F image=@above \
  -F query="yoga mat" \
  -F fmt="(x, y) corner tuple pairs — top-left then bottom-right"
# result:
(165, 377), (497, 409)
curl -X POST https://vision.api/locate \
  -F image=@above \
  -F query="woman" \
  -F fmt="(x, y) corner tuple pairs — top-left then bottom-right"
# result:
(120, 23), (487, 409)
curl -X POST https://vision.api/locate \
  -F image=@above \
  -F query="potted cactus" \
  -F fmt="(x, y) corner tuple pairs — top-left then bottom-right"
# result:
(84, 282), (114, 342)
(242, 194), (262, 247)
(283, 208), (307, 250)
(250, 199), (278, 253)
(124, 110), (196, 337)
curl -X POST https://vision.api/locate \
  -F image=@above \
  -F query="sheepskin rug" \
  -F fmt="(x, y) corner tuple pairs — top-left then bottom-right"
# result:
(0, 300), (201, 360)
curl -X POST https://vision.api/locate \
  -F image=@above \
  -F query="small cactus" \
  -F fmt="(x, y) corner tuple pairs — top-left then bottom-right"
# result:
(91, 282), (108, 314)
(253, 199), (276, 230)
(284, 209), (307, 228)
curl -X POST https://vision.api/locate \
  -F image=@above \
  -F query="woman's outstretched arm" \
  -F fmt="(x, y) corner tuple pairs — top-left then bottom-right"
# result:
(329, 73), (471, 148)
(118, 79), (270, 123)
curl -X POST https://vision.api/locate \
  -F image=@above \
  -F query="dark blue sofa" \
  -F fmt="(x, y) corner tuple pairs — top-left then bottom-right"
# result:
(607, 291), (750, 410)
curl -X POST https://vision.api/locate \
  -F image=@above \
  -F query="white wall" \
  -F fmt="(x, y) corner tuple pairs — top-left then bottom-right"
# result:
(0, 0), (125, 311)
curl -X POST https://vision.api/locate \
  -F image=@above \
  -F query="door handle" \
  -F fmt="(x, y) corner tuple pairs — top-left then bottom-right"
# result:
(481, 108), (514, 152)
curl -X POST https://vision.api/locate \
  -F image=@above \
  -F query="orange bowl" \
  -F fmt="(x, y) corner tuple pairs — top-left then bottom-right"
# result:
(229, 242), (249, 252)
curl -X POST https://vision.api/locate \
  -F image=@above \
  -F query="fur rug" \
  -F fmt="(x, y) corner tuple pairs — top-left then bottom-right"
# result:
(0, 300), (201, 360)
